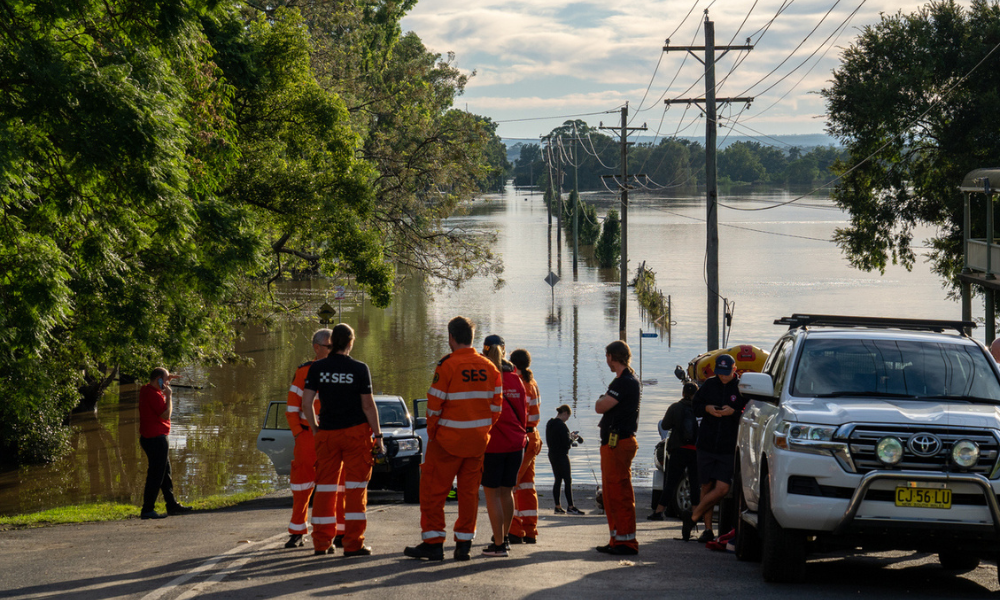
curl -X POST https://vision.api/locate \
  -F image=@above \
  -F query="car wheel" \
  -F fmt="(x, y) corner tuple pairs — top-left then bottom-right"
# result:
(760, 474), (806, 583)
(938, 550), (979, 573)
(403, 464), (420, 504)
(734, 467), (761, 562)
(665, 470), (692, 518)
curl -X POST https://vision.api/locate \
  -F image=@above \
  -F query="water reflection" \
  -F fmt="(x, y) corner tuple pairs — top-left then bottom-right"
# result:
(0, 184), (975, 516)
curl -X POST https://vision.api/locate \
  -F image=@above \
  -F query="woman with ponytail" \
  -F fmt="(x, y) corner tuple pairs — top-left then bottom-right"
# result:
(508, 349), (544, 542)
(479, 334), (528, 557)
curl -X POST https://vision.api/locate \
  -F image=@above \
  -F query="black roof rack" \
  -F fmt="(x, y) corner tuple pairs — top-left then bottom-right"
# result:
(774, 314), (976, 335)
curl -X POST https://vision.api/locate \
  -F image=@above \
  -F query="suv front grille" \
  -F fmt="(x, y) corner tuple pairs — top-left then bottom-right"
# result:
(844, 424), (999, 476)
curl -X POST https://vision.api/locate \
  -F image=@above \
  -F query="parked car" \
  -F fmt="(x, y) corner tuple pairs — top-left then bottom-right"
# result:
(734, 314), (1000, 583)
(257, 395), (428, 503)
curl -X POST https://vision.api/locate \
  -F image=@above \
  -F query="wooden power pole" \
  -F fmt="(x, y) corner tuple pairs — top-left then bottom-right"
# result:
(664, 13), (752, 351)
(600, 103), (646, 342)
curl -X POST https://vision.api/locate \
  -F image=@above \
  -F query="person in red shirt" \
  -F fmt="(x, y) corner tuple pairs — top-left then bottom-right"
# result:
(480, 334), (528, 557)
(138, 368), (192, 519)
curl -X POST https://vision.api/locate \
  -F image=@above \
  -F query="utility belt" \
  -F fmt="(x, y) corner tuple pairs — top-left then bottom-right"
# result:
(601, 429), (635, 448)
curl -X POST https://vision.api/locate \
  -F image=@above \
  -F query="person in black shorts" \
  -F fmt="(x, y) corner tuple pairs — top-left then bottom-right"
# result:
(681, 354), (746, 542)
(546, 404), (583, 515)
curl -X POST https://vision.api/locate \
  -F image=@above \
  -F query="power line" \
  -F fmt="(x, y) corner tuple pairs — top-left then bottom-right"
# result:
(494, 109), (620, 124)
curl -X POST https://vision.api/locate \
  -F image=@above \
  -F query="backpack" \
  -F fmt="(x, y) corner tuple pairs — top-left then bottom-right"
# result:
(680, 402), (698, 445)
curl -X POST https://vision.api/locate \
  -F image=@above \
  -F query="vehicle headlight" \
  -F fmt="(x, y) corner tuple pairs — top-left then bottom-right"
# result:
(774, 421), (838, 449)
(951, 439), (980, 469)
(876, 437), (904, 466)
(396, 438), (420, 456)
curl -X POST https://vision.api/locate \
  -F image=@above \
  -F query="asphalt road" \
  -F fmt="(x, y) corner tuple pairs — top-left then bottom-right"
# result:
(1, 487), (998, 599)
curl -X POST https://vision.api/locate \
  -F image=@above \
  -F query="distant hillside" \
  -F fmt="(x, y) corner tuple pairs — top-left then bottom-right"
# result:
(503, 133), (839, 162)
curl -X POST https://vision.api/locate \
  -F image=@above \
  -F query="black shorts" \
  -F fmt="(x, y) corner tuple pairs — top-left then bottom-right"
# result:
(482, 450), (523, 488)
(696, 450), (735, 485)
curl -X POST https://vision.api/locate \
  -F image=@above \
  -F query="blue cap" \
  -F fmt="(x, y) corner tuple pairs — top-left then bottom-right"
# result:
(715, 354), (735, 376)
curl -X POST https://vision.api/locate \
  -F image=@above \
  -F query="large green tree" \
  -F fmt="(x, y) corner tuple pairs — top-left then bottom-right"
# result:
(0, 0), (259, 462)
(822, 0), (1000, 287)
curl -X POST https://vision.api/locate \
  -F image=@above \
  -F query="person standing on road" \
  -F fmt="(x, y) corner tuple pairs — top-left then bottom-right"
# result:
(283, 328), (342, 549)
(595, 340), (641, 556)
(404, 316), (503, 562)
(480, 335), (528, 557)
(546, 404), (583, 515)
(301, 323), (384, 557)
(138, 368), (192, 520)
(648, 382), (700, 521)
(508, 348), (542, 545)
(681, 354), (746, 543)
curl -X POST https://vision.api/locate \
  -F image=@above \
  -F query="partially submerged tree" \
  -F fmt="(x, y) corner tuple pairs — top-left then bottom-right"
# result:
(822, 0), (1000, 289)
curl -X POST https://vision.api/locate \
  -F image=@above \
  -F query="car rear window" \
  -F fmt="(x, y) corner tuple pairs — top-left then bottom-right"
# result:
(790, 338), (1000, 402)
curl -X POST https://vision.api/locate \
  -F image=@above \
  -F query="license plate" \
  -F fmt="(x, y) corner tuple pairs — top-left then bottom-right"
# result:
(895, 487), (952, 509)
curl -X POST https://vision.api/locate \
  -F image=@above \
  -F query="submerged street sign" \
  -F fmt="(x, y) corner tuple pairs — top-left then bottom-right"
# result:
(544, 272), (560, 287)
(641, 332), (658, 338)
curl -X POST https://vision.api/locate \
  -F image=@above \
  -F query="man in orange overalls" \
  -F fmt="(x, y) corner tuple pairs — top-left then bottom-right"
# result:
(284, 328), (344, 549)
(508, 349), (541, 544)
(404, 316), (503, 562)
(302, 323), (384, 557)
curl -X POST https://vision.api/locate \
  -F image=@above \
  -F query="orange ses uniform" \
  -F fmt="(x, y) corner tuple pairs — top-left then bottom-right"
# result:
(510, 378), (542, 540)
(420, 347), (503, 545)
(286, 362), (345, 538)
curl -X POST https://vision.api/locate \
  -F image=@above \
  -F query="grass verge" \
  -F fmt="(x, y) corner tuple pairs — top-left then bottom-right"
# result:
(0, 489), (270, 531)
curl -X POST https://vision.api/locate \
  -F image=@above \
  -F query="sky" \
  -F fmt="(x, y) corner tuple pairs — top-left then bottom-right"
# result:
(400, 0), (937, 142)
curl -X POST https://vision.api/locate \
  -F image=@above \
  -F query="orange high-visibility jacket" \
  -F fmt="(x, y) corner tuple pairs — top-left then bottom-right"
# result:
(286, 361), (320, 432)
(525, 379), (540, 429)
(426, 347), (503, 458)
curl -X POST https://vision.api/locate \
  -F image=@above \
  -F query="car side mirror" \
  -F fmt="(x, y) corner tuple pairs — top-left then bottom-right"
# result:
(412, 398), (427, 429)
(739, 372), (775, 401)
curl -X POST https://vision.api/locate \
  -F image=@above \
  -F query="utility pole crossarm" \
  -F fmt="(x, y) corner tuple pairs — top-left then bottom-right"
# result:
(665, 97), (754, 105)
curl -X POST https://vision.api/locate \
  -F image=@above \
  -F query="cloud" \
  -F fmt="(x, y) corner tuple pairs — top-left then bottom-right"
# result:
(403, 0), (941, 138)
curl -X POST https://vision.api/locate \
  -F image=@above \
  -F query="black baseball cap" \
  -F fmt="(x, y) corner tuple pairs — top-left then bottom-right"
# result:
(483, 334), (505, 347)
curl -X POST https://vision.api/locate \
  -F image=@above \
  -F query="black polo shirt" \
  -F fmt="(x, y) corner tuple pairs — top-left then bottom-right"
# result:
(598, 369), (641, 445)
(304, 353), (373, 430)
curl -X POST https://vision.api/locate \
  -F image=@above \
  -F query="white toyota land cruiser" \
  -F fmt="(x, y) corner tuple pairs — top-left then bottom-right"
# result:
(734, 314), (1000, 583)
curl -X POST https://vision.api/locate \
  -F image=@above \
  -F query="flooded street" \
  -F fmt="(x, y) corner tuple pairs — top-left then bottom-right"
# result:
(0, 185), (971, 516)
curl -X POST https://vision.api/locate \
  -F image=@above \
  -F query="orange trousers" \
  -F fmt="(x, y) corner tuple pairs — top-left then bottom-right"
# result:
(289, 428), (316, 535)
(312, 424), (374, 552)
(510, 430), (541, 538)
(600, 436), (638, 551)
(419, 439), (484, 544)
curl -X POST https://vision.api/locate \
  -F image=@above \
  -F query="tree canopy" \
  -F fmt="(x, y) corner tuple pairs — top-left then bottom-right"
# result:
(0, 0), (508, 464)
(822, 0), (1000, 288)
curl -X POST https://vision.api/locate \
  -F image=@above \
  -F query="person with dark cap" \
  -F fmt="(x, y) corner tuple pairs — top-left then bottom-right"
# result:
(681, 353), (746, 542)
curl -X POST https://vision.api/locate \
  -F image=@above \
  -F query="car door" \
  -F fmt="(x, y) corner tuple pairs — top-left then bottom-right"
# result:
(745, 337), (792, 505)
(412, 398), (428, 463)
(257, 401), (295, 476)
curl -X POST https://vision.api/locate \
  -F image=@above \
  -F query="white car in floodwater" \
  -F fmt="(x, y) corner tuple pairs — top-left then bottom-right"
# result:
(257, 395), (428, 503)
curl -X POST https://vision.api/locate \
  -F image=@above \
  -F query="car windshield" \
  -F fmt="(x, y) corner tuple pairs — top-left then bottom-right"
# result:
(790, 338), (1000, 402)
(377, 401), (410, 427)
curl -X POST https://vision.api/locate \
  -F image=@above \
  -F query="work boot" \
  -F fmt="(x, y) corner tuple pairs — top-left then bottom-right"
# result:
(284, 534), (304, 548)
(343, 545), (372, 557)
(507, 534), (523, 544)
(610, 545), (639, 556)
(314, 547), (335, 556)
(333, 534), (344, 548)
(696, 530), (715, 544)
(404, 542), (444, 561)
(454, 540), (472, 561)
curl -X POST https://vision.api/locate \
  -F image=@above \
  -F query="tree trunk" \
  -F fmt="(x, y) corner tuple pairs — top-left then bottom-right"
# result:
(76, 365), (119, 413)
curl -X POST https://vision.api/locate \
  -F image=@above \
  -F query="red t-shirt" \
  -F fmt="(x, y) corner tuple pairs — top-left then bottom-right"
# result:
(139, 383), (170, 438)
(486, 368), (528, 454)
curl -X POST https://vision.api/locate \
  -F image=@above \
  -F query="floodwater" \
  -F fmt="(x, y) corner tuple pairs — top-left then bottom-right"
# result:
(0, 184), (977, 516)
